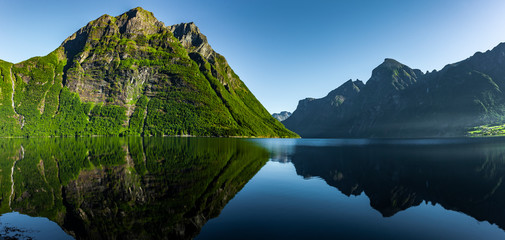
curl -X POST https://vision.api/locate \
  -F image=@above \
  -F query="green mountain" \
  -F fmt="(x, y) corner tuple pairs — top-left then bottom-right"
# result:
(283, 44), (505, 138)
(0, 7), (297, 138)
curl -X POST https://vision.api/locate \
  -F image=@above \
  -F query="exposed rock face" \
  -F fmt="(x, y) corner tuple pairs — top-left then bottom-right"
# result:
(0, 7), (297, 137)
(169, 22), (245, 93)
(61, 9), (168, 104)
(272, 111), (292, 121)
(169, 22), (214, 59)
(284, 43), (505, 137)
(60, 8), (215, 105)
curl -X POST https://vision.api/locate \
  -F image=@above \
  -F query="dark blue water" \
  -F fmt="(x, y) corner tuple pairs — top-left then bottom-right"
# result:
(197, 138), (505, 240)
(1, 137), (505, 239)
(0, 212), (71, 239)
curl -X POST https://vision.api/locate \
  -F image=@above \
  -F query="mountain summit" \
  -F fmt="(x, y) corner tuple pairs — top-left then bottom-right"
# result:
(0, 7), (297, 137)
(283, 44), (505, 138)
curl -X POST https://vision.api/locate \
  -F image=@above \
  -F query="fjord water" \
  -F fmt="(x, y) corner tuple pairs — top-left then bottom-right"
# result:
(1, 137), (505, 239)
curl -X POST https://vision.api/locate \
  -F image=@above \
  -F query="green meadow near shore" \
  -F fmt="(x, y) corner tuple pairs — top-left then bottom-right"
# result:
(0, 8), (297, 138)
(467, 123), (505, 137)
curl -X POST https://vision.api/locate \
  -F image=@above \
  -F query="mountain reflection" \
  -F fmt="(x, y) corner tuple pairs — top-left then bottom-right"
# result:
(0, 137), (268, 239)
(277, 139), (505, 230)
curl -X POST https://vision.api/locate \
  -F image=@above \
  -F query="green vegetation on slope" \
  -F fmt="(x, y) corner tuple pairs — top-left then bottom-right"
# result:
(467, 123), (505, 137)
(0, 7), (298, 138)
(0, 61), (22, 136)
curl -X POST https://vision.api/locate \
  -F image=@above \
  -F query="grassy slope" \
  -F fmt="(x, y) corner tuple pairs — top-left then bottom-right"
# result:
(467, 123), (505, 137)
(0, 11), (297, 138)
(0, 60), (22, 136)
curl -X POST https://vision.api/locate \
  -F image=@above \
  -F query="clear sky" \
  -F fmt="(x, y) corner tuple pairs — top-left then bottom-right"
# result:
(1, 0), (505, 114)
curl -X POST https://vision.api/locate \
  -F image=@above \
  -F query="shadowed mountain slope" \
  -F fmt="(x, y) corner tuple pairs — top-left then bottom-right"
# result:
(284, 45), (505, 138)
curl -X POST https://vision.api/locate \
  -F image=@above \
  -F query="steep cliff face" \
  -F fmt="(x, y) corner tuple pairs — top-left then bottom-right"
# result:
(0, 7), (298, 138)
(61, 8), (168, 104)
(284, 43), (505, 138)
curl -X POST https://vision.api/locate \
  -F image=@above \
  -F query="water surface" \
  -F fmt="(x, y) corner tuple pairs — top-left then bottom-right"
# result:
(0, 137), (504, 239)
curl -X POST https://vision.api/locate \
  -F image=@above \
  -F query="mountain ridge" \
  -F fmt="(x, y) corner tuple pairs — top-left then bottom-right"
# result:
(283, 43), (505, 138)
(0, 7), (298, 138)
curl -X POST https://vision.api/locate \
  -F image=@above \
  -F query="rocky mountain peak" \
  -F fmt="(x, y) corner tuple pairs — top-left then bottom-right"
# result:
(381, 58), (403, 67)
(325, 79), (363, 100)
(169, 22), (214, 59)
(60, 7), (167, 67)
(168, 21), (241, 89)
(170, 22), (201, 35)
(367, 58), (423, 91)
(272, 111), (292, 122)
(61, 7), (163, 45)
(354, 79), (365, 88)
(115, 7), (165, 36)
(127, 6), (151, 15)
(371, 58), (407, 77)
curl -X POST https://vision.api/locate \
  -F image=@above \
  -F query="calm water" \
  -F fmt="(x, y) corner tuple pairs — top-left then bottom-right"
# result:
(0, 137), (505, 239)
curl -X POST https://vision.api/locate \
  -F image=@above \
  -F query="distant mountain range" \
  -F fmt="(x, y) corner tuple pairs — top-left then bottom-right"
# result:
(0, 7), (297, 138)
(272, 111), (291, 121)
(283, 43), (505, 138)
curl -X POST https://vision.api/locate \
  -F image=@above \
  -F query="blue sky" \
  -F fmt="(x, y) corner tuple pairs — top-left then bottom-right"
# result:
(1, 0), (505, 113)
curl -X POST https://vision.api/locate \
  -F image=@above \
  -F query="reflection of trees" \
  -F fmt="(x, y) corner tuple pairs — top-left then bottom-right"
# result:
(290, 142), (505, 230)
(0, 137), (268, 239)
